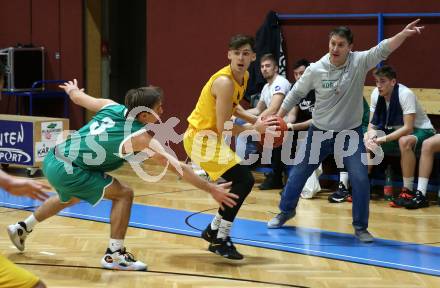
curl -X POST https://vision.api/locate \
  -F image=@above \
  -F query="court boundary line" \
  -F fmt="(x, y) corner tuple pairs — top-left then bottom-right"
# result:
(2, 200), (440, 277)
(15, 262), (309, 288)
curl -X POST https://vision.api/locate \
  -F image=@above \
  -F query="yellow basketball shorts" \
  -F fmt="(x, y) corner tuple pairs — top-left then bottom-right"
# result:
(0, 255), (39, 288)
(183, 127), (241, 181)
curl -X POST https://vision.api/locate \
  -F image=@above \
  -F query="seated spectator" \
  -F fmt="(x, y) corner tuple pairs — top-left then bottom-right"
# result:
(265, 59), (317, 193)
(408, 134), (440, 209)
(254, 59), (315, 192)
(235, 53), (290, 184)
(364, 65), (435, 207)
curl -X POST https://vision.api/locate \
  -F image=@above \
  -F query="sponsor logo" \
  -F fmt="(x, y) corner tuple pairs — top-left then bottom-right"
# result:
(322, 80), (335, 89)
(42, 121), (63, 141)
(0, 147), (32, 163)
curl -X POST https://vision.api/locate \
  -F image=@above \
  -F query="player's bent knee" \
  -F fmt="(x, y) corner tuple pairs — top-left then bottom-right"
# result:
(104, 181), (133, 200)
(120, 186), (134, 200)
(398, 137), (415, 150)
(239, 171), (255, 197)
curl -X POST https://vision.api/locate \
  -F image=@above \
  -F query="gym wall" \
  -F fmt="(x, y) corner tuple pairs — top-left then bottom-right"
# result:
(147, 0), (440, 158)
(0, 0), (84, 129)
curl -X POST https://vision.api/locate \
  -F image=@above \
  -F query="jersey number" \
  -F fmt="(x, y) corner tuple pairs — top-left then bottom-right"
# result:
(90, 117), (115, 135)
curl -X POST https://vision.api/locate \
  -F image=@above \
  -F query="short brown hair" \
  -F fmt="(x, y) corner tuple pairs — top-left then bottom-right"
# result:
(229, 34), (255, 51)
(125, 86), (163, 117)
(260, 53), (277, 66)
(374, 65), (397, 80)
(329, 26), (354, 44)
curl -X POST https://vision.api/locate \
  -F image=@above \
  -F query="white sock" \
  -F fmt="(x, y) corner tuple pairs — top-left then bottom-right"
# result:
(23, 214), (38, 231)
(217, 220), (232, 240)
(403, 177), (414, 190)
(210, 212), (222, 230)
(109, 239), (124, 252)
(340, 172), (349, 188)
(417, 177), (429, 196)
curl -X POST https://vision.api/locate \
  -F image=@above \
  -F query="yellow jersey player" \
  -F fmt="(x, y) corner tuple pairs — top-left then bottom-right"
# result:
(184, 34), (276, 259)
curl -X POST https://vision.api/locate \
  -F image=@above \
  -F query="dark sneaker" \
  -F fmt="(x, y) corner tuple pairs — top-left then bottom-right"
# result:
(101, 247), (147, 271)
(389, 188), (415, 208)
(7, 222), (31, 252)
(267, 211), (296, 228)
(354, 229), (374, 243)
(208, 237), (243, 260)
(405, 190), (429, 209)
(328, 182), (351, 203)
(201, 224), (218, 243)
(258, 173), (284, 190)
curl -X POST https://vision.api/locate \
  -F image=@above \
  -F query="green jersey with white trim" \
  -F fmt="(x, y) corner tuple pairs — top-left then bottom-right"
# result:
(57, 104), (145, 171)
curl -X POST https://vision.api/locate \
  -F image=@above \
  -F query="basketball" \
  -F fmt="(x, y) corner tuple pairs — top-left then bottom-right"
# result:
(259, 115), (288, 149)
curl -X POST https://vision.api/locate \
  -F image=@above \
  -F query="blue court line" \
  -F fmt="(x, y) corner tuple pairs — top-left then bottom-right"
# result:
(1, 189), (440, 276)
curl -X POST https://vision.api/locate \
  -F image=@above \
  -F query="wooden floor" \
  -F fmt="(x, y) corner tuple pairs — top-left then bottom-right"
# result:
(1, 162), (440, 288)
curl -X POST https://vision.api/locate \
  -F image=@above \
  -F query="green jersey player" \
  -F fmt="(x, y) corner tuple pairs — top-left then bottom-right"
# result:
(8, 79), (237, 271)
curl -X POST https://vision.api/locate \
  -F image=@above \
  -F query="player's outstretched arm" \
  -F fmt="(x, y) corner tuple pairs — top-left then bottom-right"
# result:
(127, 133), (239, 209)
(152, 150), (238, 209)
(59, 79), (116, 112)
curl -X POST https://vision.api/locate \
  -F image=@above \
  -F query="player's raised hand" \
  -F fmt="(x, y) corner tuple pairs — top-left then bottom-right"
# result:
(59, 79), (84, 95)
